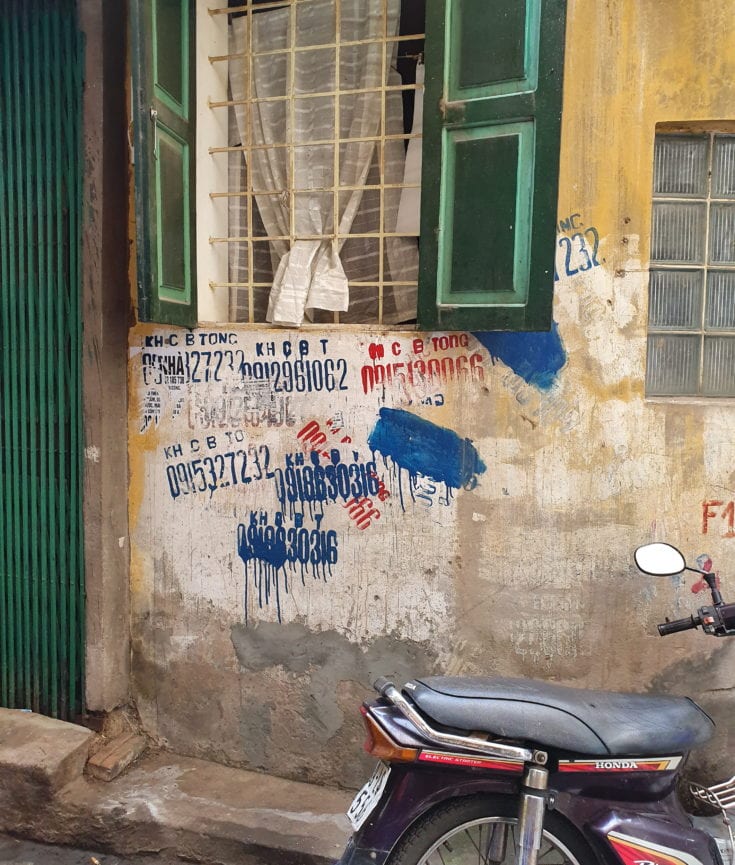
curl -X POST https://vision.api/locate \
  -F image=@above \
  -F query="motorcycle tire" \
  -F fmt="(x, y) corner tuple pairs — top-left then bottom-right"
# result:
(385, 794), (593, 865)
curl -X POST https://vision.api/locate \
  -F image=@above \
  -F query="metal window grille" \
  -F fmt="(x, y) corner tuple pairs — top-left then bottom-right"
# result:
(647, 132), (735, 396)
(203, 0), (424, 324)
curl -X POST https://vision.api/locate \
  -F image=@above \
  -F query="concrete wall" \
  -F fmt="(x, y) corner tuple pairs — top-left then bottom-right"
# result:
(81, 0), (130, 713)
(128, 0), (735, 787)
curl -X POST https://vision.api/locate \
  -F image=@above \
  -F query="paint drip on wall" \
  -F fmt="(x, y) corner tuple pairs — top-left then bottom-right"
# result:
(367, 408), (486, 509)
(237, 511), (337, 622)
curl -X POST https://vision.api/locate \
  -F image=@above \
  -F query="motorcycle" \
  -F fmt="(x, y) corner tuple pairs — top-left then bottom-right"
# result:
(337, 543), (735, 865)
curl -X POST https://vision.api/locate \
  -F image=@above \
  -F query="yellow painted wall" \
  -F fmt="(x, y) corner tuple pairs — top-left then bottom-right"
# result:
(128, 0), (735, 785)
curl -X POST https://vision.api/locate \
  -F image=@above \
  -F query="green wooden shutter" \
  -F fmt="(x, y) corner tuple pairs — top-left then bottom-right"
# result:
(418, 0), (567, 331)
(132, 0), (197, 327)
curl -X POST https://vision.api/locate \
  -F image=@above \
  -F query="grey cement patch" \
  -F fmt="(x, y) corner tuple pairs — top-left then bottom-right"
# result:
(231, 622), (439, 741)
(239, 699), (272, 769)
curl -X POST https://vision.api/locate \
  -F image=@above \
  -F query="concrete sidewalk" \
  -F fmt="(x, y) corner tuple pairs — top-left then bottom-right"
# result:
(0, 709), (352, 865)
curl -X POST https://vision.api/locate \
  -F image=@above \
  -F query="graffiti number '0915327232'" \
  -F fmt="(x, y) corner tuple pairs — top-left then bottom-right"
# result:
(166, 446), (274, 499)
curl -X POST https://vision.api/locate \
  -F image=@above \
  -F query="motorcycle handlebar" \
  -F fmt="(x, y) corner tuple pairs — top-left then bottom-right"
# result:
(657, 615), (700, 636)
(719, 602), (735, 632)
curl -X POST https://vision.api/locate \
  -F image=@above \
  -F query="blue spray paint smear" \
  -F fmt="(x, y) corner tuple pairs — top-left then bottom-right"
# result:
(237, 519), (288, 623)
(473, 322), (567, 391)
(368, 409), (486, 507)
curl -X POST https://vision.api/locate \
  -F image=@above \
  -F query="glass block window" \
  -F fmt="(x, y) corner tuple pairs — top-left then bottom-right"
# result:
(647, 133), (735, 396)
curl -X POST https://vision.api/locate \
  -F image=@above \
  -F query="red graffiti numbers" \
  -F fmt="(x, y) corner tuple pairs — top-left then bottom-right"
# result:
(297, 417), (352, 456)
(702, 499), (735, 538)
(344, 496), (381, 530)
(370, 471), (391, 503)
(298, 420), (329, 456)
(361, 354), (484, 395)
(361, 334), (483, 396)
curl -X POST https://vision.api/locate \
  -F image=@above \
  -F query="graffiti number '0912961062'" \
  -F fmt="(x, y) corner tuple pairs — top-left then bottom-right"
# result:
(241, 359), (349, 393)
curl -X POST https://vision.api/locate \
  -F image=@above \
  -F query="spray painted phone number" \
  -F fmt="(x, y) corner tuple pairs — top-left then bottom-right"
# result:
(166, 447), (274, 499)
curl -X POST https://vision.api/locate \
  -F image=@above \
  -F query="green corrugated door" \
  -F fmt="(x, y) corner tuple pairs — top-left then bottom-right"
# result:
(0, 0), (85, 719)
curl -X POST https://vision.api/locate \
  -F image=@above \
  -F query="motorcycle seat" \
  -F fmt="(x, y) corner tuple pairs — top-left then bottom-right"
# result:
(406, 676), (715, 756)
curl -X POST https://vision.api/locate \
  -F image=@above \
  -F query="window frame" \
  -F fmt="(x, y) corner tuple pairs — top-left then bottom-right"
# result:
(132, 0), (567, 332)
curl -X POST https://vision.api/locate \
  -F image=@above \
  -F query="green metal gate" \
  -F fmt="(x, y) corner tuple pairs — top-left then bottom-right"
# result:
(0, 0), (85, 719)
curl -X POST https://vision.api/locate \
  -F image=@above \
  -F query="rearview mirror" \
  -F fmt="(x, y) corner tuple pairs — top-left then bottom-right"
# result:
(634, 543), (686, 577)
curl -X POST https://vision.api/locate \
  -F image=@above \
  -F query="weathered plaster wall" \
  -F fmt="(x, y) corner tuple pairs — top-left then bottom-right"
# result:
(128, 0), (735, 787)
(81, 0), (131, 713)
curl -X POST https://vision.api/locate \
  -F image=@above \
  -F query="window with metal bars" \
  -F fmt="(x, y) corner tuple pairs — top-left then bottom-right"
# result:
(201, 0), (424, 326)
(133, 0), (568, 332)
(647, 132), (735, 397)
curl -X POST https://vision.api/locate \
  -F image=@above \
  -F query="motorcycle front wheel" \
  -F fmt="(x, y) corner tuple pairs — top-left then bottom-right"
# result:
(386, 795), (592, 865)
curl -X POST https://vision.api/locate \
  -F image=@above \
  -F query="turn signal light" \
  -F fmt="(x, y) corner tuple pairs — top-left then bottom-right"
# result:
(360, 706), (419, 762)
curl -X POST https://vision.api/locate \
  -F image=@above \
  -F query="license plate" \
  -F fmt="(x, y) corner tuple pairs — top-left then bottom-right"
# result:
(347, 762), (391, 831)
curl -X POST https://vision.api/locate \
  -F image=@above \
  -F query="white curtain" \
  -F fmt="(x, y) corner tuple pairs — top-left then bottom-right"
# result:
(229, 0), (415, 326)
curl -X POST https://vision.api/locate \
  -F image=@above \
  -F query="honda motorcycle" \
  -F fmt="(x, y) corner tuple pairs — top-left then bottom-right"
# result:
(337, 543), (735, 865)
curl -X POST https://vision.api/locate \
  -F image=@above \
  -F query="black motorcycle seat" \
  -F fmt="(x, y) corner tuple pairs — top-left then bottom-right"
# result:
(406, 676), (715, 756)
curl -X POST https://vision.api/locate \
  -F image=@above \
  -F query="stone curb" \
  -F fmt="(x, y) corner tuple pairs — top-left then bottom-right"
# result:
(0, 744), (353, 865)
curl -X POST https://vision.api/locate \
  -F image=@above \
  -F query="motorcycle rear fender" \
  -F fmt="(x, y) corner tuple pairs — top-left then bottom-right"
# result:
(345, 762), (521, 865)
(587, 806), (720, 865)
(344, 773), (708, 865)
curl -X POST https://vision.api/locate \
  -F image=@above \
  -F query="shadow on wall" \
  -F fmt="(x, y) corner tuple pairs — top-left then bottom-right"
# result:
(646, 639), (735, 786)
